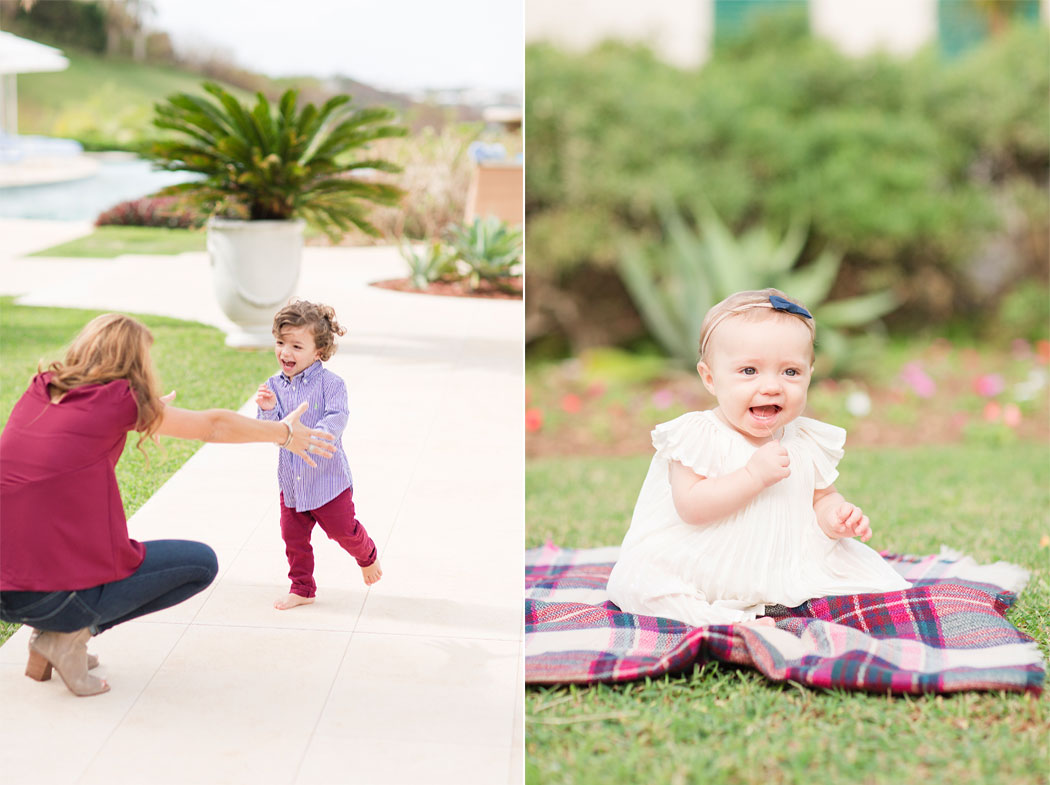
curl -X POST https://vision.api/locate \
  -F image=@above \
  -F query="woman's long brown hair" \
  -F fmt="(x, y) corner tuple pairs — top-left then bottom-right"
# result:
(43, 314), (164, 453)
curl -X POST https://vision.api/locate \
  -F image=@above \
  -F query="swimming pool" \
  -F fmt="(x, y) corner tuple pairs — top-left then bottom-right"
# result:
(0, 157), (199, 221)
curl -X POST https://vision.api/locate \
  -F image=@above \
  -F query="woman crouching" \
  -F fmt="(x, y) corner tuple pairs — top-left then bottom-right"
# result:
(0, 313), (335, 696)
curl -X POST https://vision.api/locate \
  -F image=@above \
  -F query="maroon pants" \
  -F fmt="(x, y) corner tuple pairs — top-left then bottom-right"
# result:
(280, 488), (377, 598)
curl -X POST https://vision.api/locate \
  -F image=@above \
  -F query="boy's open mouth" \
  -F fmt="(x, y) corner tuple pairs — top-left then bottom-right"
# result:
(749, 405), (782, 419)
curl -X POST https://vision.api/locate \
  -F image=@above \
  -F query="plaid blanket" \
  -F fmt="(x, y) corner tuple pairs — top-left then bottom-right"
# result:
(526, 544), (1045, 695)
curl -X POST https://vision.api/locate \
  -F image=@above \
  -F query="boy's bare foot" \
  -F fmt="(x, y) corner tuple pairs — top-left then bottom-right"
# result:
(362, 560), (383, 586)
(274, 593), (315, 610)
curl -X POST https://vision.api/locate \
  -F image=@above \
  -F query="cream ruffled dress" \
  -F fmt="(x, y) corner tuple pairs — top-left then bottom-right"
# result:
(606, 411), (910, 626)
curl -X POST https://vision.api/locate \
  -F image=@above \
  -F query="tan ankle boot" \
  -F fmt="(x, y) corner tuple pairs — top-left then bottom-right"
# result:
(28, 628), (99, 670)
(25, 628), (110, 697)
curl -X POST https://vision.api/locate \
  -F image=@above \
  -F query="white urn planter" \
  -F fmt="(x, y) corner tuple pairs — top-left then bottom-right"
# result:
(206, 217), (305, 348)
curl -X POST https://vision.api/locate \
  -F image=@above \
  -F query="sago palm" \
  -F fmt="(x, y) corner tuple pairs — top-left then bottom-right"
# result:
(145, 82), (406, 239)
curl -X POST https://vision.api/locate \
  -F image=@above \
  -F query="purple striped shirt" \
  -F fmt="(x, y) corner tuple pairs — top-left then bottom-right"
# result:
(257, 360), (353, 512)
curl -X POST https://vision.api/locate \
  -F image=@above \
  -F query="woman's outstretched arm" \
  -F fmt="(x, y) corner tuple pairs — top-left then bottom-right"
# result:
(156, 400), (335, 467)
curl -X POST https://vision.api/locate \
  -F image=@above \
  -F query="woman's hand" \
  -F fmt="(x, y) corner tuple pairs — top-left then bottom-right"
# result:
(281, 402), (336, 468)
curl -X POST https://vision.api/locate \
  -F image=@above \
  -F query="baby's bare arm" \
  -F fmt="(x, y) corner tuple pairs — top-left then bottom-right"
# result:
(668, 460), (764, 525)
(813, 486), (844, 523)
(813, 485), (872, 541)
(669, 441), (790, 526)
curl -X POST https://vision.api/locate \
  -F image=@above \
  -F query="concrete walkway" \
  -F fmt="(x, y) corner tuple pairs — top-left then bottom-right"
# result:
(0, 220), (524, 785)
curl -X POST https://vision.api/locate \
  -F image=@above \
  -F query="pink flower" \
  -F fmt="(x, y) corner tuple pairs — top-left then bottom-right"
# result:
(651, 389), (674, 409)
(560, 394), (582, 414)
(525, 408), (544, 432)
(900, 362), (936, 399)
(1003, 403), (1022, 428)
(973, 374), (1005, 397)
(982, 401), (1002, 422)
(586, 381), (606, 398)
(1011, 339), (1031, 360)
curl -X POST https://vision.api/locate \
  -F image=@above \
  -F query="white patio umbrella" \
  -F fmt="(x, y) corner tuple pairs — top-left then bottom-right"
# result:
(0, 31), (69, 137)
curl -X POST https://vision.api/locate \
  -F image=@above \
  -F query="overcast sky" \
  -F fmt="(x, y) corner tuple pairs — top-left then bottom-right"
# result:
(149, 0), (523, 93)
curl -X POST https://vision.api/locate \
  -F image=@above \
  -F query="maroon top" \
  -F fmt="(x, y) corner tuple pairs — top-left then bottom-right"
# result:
(1, 372), (146, 591)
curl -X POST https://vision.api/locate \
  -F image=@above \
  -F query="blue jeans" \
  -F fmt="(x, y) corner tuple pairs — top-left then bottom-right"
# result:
(0, 540), (217, 634)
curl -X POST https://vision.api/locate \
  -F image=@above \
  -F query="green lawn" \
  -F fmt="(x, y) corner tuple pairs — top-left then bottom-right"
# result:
(16, 51), (251, 150)
(25, 225), (337, 258)
(28, 226), (207, 258)
(0, 297), (276, 645)
(525, 447), (1050, 785)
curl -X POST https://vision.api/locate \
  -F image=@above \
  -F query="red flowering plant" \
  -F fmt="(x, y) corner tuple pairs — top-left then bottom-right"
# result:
(96, 196), (206, 229)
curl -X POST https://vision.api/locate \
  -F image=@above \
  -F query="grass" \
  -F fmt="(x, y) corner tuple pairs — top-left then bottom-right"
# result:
(16, 51), (251, 150)
(27, 226), (207, 258)
(26, 224), (334, 259)
(525, 446), (1050, 785)
(0, 297), (276, 645)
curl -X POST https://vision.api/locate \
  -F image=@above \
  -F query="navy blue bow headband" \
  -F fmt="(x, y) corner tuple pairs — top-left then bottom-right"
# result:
(769, 295), (812, 319)
(700, 294), (813, 357)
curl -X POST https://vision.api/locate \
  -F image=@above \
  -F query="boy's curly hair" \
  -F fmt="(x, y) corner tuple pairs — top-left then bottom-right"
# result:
(272, 300), (347, 361)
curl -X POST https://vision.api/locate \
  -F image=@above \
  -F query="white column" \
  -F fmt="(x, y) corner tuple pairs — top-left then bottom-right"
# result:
(525, 0), (708, 69)
(810, 0), (937, 57)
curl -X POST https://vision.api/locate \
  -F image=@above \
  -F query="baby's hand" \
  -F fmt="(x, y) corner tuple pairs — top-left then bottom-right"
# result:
(823, 502), (872, 542)
(256, 384), (276, 411)
(745, 440), (790, 488)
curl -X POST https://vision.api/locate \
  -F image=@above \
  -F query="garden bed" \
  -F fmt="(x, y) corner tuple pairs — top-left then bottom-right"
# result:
(525, 339), (1050, 458)
(371, 276), (523, 300)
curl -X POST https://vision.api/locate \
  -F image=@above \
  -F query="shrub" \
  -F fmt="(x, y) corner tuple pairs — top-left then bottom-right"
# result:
(368, 124), (481, 241)
(4, 0), (107, 53)
(993, 281), (1050, 343)
(524, 20), (1049, 352)
(95, 196), (205, 229)
(922, 24), (1049, 186)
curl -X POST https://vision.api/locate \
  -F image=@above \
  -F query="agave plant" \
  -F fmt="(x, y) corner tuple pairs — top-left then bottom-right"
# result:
(399, 239), (459, 290)
(447, 216), (523, 290)
(618, 200), (898, 368)
(144, 82), (406, 239)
